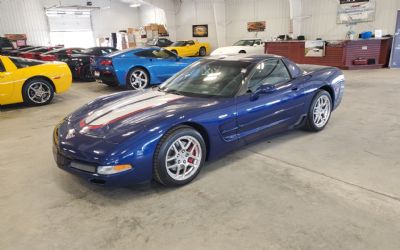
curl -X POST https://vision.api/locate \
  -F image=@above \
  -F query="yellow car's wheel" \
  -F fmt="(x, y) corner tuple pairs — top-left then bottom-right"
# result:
(22, 78), (54, 106)
(199, 47), (206, 57)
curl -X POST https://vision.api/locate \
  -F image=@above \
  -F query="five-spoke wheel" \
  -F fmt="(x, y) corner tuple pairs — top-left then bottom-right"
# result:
(22, 78), (54, 106)
(154, 126), (206, 186)
(127, 68), (149, 90)
(304, 90), (332, 131)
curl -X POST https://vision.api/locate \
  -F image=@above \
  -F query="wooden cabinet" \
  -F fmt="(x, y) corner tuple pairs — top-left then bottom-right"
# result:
(265, 38), (392, 70)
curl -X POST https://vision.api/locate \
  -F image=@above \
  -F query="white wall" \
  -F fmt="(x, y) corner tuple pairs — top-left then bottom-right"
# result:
(91, 1), (140, 38)
(225, 0), (291, 45)
(0, 0), (50, 45)
(301, 0), (400, 40)
(174, 0), (219, 50)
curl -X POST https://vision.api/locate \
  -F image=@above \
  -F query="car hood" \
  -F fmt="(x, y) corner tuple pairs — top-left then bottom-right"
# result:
(66, 90), (222, 142)
(211, 46), (250, 55)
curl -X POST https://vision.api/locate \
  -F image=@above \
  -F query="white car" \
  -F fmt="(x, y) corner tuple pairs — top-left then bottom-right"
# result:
(210, 39), (265, 56)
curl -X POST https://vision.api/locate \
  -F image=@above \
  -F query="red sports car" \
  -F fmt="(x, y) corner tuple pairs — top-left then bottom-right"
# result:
(39, 47), (85, 61)
(20, 46), (63, 59)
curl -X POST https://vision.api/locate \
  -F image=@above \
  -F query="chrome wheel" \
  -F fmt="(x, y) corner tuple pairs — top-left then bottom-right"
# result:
(313, 95), (331, 128)
(165, 136), (202, 181)
(129, 69), (148, 90)
(27, 81), (52, 104)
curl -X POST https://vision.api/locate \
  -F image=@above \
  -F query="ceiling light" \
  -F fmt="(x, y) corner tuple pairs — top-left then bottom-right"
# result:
(130, 3), (141, 7)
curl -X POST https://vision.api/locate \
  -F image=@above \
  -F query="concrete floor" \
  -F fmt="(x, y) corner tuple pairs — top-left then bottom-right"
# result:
(1, 69), (400, 250)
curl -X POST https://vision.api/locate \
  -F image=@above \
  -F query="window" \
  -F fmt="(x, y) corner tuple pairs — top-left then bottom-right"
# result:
(255, 40), (262, 45)
(135, 49), (176, 59)
(171, 41), (187, 47)
(187, 40), (195, 45)
(46, 9), (95, 47)
(234, 40), (255, 46)
(248, 59), (291, 92)
(0, 60), (5, 72)
(135, 50), (157, 58)
(158, 39), (168, 46)
(9, 57), (43, 69)
(161, 60), (250, 97)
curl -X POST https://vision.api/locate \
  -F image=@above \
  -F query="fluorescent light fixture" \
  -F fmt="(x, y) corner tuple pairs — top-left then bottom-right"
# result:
(130, 3), (141, 7)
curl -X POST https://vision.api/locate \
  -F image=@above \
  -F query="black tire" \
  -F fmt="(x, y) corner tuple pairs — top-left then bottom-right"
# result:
(199, 47), (206, 56)
(303, 90), (332, 132)
(239, 50), (246, 54)
(22, 78), (54, 106)
(126, 67), (149, 90)
(171, 50), (178, 56)
(80, 65), (94, 82)
(153, 126), (206, 187)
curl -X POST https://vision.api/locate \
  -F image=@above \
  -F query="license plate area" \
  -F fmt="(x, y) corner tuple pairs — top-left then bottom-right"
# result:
(94, 71), (100, 77)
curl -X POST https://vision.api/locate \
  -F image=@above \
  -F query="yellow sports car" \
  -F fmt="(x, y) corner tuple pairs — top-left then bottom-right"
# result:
(165, 40), (211, 57)
(0, 55), (72, 106)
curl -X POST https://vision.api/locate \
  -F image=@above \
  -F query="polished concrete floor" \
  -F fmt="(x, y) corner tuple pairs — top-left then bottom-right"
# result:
(1, 69), (400, 250)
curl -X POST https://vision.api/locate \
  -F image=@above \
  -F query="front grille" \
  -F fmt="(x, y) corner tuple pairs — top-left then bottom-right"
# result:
(70, 161), (97, 173)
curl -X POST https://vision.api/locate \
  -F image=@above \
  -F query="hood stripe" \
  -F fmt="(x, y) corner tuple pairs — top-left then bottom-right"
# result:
(80, 94), (183, 129)
(84, 91), (165, 125)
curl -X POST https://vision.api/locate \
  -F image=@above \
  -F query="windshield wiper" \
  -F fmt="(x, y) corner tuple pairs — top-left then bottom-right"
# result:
(165, 89), (184, 96)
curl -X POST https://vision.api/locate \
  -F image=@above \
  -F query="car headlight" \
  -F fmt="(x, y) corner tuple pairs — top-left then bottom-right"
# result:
(97, 164), (132, 175)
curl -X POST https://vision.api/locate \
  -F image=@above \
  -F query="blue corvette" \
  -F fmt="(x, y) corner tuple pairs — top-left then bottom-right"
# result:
(91, 47), (200, 89)
(53, 55), (345, 187)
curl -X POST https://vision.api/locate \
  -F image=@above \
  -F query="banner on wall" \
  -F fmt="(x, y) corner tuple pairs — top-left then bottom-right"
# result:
(247, 21), (266, 32)
(337, 0), (375, 24)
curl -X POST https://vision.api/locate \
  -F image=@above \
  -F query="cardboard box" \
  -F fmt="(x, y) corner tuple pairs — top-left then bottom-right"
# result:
(5, 34), (27, 41)
(158, 25), (168, 35)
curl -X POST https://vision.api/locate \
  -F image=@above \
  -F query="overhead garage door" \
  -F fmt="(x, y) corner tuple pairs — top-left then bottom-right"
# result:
(46, 9), (95, 47)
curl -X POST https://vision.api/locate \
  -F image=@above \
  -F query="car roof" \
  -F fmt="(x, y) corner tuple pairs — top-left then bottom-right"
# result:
(207, 54), (283, 63)
(107, 47), (160, 57)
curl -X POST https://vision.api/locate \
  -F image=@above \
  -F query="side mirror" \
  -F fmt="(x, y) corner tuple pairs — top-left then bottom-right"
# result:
(250, 84), (276, 101)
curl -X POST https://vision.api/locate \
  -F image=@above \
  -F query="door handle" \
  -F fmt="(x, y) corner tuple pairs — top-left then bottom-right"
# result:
(291, 86), (299, 91)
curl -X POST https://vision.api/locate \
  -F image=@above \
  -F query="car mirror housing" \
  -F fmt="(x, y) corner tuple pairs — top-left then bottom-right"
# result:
(250, 84), (276, 101)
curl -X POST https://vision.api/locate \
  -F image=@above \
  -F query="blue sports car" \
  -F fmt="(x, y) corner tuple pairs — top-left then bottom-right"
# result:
(91, 47), (200, 90)
(53, 55), (345, 187)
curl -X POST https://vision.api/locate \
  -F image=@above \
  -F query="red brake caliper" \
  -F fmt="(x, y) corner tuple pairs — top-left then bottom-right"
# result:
(188, 145), (195, 164)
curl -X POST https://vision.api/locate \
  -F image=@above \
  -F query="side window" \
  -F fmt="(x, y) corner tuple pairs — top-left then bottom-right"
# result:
(255, 40), (261, 45)
(158, 39), (167, 46)
(248, 59), (291, 91)
(134, 50), (157, 58)
(0, 60), (5, 72)
(187, 40), (195, 45)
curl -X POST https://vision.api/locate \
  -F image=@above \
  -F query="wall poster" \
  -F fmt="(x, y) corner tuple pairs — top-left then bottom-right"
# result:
(193, 25), (208, 37)
(247, 21), (266, 32)
(305, 40), (325, 57)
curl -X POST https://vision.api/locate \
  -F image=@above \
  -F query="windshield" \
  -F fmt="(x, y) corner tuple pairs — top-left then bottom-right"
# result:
(233, 40), (255, 46)
(146, 39), (157, 46)
(160, 60), (250, 97)
(171, 41), (186, 47)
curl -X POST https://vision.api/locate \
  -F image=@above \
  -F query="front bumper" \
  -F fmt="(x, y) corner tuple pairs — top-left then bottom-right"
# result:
(53, 145), (140, 186)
